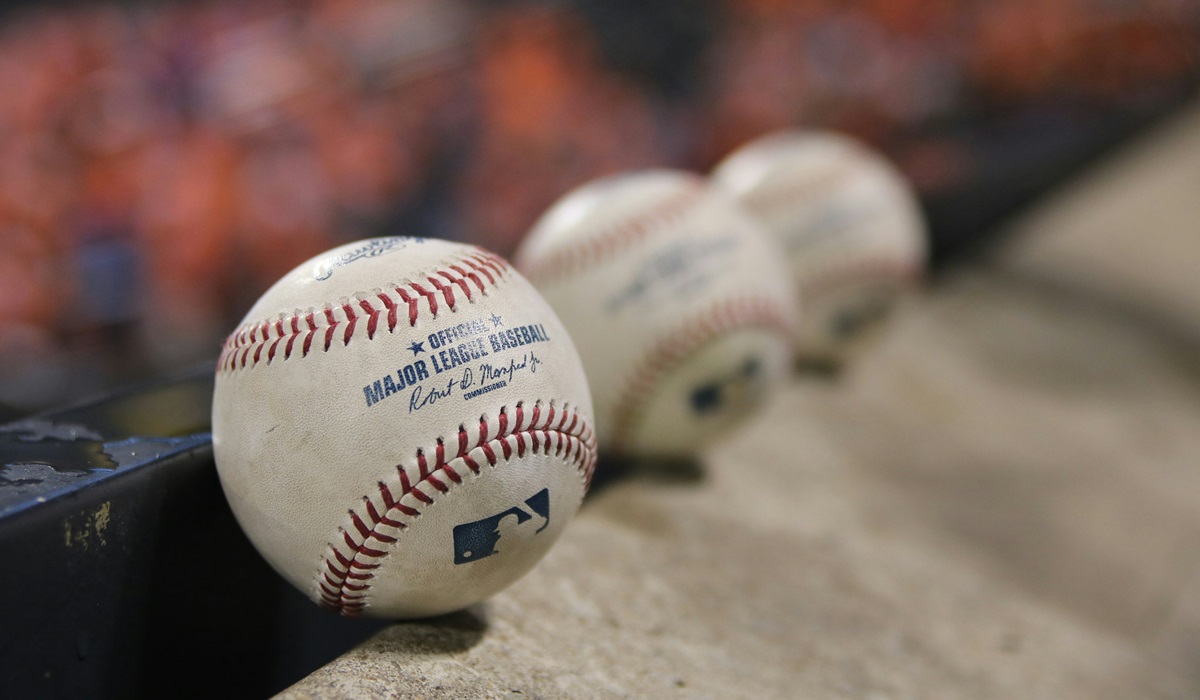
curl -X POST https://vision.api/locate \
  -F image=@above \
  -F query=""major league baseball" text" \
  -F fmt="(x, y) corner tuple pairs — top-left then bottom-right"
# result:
(363, 318), (552, 409)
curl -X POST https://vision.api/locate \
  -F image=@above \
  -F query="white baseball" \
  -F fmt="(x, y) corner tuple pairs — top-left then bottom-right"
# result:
(515, 170), (797, 457)
(212, 237), (596, 618)
(712, 130), (927, 365)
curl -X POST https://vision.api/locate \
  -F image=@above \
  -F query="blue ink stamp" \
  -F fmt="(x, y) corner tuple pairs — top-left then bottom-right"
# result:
(453, 489), (550, 564)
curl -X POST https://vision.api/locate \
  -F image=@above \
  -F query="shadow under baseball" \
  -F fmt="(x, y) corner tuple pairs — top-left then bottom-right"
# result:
(584, 452), (706, 503)
(369, 605), (491, 657)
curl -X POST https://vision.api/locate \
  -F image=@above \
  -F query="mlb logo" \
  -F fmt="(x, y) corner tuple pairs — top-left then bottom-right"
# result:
(453, 489), (551, 564)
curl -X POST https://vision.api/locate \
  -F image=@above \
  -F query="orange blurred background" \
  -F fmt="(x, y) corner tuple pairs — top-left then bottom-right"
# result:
(0, 0), (1196, 416)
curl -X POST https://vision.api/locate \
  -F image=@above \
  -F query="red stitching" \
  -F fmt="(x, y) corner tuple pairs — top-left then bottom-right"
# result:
(737, 161), (857, 215)
(461, 257), (496, 286)
(217, 250), (510, 372)
(798, 253), (923, 301)
(608, 296), (794, 450)
(317, 401), (596, 616)
(517, 182), (705, 286)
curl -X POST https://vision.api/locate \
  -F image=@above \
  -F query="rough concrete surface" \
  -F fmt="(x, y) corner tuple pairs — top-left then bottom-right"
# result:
(282, 103), (1200, 699)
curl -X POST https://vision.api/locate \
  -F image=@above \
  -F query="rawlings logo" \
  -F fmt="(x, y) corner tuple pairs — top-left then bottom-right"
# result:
(313, 237), (424, 280)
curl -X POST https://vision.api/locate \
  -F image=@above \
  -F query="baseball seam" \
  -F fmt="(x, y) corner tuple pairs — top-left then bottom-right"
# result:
(318, 400), (596, 616)
(518, 182), (706, 286)
(217, 249), (509, 372)
(738, 162), (857, 214)
(798, 251), (923, 301)
(608, 295), (794, 450)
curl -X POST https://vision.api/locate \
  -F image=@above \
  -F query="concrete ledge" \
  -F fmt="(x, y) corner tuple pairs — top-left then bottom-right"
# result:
(283, 104), (1200, 699)
(282, 270), (1200, 698)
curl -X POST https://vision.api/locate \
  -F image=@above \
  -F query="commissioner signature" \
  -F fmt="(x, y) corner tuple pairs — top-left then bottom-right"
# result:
(409, 351), (542, 412)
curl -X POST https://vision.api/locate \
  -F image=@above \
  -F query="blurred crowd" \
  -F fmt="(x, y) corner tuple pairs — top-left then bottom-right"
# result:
(0, 0), (1196, 414)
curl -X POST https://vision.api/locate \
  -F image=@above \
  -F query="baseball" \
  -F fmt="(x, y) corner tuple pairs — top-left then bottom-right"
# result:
(212, 237), (596, 618)
(515, 170), (797, 458)
(711, 130), (928, 366)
